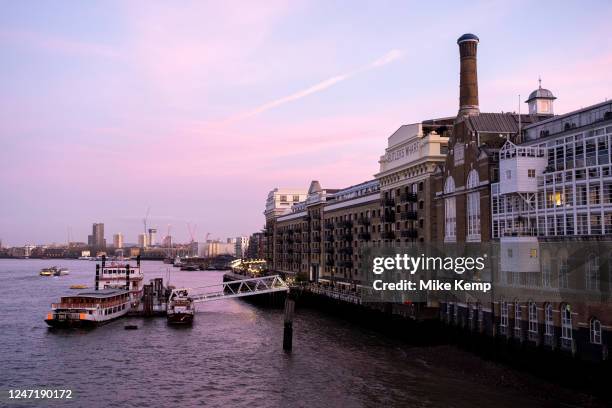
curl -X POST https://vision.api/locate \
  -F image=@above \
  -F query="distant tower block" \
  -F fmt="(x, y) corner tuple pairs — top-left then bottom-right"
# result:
(148, 228), (157, 246)
(457, 33), (480, 118)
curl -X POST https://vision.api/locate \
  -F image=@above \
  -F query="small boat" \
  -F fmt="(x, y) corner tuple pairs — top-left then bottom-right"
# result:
(70, 284), (88, 289)
(54, 267), (69, 276)
(40, 268), (54, 276)
(124, 324), (138, 330)
(173, 255), (182, 267)
(180, 264), (198, 271)
(40, 266), (68, 276)
(167, 289), (194, 325)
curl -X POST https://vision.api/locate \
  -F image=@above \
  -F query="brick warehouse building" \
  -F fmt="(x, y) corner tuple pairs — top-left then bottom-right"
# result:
(263, 33), (612, 361)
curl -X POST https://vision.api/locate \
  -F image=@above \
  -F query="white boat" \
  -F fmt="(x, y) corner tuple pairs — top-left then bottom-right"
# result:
(40, 266), (69, 276)
(173, 255), (182, 267)
(167, 289), (194, 325)
(45, 258), (146, 328)
(45, 289), (130, 327)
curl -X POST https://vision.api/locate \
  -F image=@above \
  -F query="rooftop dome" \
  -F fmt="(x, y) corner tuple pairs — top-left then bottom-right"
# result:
(526, 79), (556, 102)
(457, 33), (479, 43)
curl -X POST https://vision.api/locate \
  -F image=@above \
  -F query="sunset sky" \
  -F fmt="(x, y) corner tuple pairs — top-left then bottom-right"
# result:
(1, 0), (612, 246)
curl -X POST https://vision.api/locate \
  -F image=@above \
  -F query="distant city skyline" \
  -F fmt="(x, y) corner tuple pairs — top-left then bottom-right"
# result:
(1, 1), (612, 246)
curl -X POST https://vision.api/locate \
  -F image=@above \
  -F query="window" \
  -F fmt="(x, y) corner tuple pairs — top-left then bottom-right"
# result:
(514, 301), (522, 337)
(586, 255), (600, 291)
(590, 318), (602, 344)
(561, 304), (573, 348)
(500, 301), (508, 335)
(506, 170), (512, 180)
(444, 177), (456, 242)
(528, 169), (536, 178)
(454, 143), (464, 165)
(559, 259), (569, 289)
(542, 263), (552, 287)
(528, 302), (538, 334)
(280, 195), (287, 202)
(466, 170), (481, 241)
(292, 195), (300, 202)
(544, 303), (553, 336)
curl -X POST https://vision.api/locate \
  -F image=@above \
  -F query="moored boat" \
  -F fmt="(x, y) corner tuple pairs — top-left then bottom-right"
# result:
(167, 289), (194, 325)
(45, 256), (146, 328)
(45, 288), (130, 327)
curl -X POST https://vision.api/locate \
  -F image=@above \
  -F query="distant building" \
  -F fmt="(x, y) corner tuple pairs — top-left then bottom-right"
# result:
(88, 223), (106, 248)
(138, 233), (148, 248)
(148, 228), (157, 246)
(235, 236), (250, 258)
(113, 233), (124, 249)
(195, 241), (235, 257)
(162, 235), (172, 248)
(246, 232), (265, 259)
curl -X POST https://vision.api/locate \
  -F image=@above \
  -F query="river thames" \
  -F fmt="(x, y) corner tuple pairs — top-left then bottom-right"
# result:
(0, 259), (604, 407)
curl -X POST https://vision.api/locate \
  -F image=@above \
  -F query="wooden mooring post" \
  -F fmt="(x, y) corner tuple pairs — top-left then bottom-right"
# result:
(283, 291), (295, 352)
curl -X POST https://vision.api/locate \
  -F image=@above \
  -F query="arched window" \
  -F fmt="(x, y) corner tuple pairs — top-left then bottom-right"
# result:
(544, 303), (553, 337)
(586, 255), (600, 291)
(590, 318), (602, 344)
(500, 300), (508, 335)
(444, 177), (456, 242)
(528, 302), (538, 334)
(466, 170), (481, 241)
(561, 303), (573, 348)
(514, 301), (522, 337)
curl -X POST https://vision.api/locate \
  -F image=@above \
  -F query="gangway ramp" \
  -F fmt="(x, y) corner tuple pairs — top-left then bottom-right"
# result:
(170, 275), (289, 304)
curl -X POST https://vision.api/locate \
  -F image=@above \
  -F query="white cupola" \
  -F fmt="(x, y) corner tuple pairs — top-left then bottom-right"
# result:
(525, 78), (556, 116)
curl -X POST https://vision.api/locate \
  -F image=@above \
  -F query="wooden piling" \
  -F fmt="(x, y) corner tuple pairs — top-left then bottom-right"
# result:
(283, 291), (295, 352)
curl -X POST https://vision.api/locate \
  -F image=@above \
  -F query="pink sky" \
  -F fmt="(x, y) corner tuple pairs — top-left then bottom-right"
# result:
(1, 1), (611, 246)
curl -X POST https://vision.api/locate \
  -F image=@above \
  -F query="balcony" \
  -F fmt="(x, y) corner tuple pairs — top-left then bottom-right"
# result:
(400, 229), (417, 238)
(325, 246), (334, 253)
(339, 260), (354, 268)
(400, 193), (417, 202)
(325, 259), (335, 267)
(357, 232), (371, 241)
(324, 222), (334, 230)
(339, 247), (354, 255)
(382, 212), (395, 223)
(341, 233), (354, 242)
(324, 235), (334, 242)
(381, 198), (395, 207)
(382, 231), (396, 240)
(338, 220), (353, 228)
(400, 211), (417, 221)
(357, 217), (370, 226)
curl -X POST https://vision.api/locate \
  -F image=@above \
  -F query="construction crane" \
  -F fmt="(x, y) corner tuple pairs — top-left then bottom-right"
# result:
(187, 223), (197, 243)
(143, 206), (151, 236)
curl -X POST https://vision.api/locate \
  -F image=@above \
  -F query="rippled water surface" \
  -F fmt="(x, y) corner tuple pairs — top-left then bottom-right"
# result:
(0, 259), (602, 407)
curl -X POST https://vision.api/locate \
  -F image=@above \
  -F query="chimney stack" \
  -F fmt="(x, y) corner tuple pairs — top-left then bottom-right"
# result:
(457, 33), (480, 118)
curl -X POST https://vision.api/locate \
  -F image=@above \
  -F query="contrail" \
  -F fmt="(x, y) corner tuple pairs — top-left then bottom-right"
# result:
(229, 49), (404, 121)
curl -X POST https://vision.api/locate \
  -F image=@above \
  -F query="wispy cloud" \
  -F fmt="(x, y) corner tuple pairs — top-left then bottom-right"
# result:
(230, 49), (405, 121)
